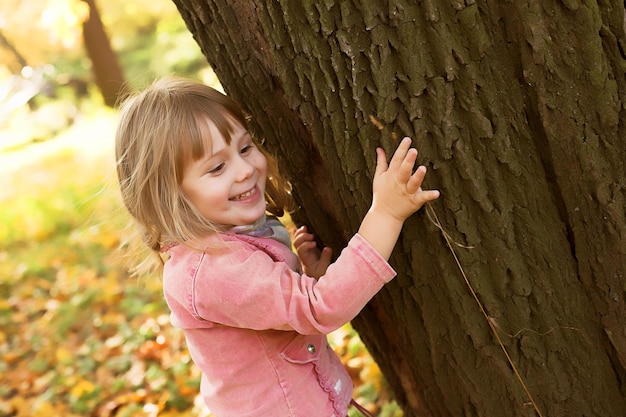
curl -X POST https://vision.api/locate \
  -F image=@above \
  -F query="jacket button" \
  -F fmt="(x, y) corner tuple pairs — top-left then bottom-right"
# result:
(307, 344), (316, 354)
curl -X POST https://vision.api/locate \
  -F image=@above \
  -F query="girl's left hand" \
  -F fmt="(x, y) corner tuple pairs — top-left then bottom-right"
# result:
(293, 225), (332, 279)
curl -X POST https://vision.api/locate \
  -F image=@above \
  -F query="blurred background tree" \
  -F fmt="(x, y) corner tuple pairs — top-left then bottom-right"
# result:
(81, 0), (125, 107)
(0, 0), (214, 151)
(0, 0), (209, 113)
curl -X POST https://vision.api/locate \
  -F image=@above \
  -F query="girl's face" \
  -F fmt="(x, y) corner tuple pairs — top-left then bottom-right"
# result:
(181, 119), (268, 228)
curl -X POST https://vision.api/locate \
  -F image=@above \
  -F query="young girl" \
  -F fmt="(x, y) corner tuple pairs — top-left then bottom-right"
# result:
(115, 77), (439, 417)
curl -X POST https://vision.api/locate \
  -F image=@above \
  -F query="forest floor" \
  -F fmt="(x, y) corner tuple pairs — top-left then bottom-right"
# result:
(0, 105), (401, 417)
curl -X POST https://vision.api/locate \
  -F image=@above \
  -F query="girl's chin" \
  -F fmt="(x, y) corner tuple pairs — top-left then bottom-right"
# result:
(246, 205), (268, 224)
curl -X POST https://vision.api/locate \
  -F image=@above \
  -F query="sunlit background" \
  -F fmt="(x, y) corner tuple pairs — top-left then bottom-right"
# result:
(0, 1), (401, 416)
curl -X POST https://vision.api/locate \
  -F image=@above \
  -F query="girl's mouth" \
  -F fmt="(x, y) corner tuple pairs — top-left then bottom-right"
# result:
(231, 186), (257, 201)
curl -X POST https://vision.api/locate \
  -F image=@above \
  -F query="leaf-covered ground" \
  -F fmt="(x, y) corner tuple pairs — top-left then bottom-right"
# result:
(0, 109), (401, 416)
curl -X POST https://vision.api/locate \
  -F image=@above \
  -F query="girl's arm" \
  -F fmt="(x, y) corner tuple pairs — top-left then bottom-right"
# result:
(294, 137), (439, 270)
(166, 139), (437, 335)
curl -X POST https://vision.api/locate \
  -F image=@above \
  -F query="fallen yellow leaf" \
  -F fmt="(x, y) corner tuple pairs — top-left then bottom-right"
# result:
(32, 400), (61, 417)
(55, 346), (73, 364)
(70, 379), (96, 398)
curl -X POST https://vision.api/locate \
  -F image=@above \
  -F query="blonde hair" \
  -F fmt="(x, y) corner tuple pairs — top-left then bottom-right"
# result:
(115, 77), (292, 256)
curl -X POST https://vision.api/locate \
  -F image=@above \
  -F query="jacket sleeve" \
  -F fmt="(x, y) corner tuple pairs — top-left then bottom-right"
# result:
(189, 234), (396, 335)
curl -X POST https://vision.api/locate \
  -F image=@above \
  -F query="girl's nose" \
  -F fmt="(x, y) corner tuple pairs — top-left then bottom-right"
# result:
(234, 156), (254, 182)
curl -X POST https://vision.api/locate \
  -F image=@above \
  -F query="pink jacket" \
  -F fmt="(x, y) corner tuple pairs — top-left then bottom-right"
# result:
(163, 232), (396, 417)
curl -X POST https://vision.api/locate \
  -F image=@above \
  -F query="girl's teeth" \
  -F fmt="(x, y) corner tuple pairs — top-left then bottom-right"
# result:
(233, 188), (255, 200)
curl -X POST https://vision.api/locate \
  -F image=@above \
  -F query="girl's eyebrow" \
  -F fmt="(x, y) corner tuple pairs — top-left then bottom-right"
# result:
(201, 124), (249, 161)
(232, 127), (250, 142)
(204, 131), (244, 160)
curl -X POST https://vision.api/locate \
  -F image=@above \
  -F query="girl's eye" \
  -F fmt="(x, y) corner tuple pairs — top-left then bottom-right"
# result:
(241, 144), (254, 155)
(208, 163), (225, 175)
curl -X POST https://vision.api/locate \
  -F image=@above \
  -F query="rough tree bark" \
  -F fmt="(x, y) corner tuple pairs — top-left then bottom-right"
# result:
(171, 1), (626, 416)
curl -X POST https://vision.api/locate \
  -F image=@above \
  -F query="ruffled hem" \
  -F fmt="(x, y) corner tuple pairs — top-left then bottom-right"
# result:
(312, 361), (349, 417)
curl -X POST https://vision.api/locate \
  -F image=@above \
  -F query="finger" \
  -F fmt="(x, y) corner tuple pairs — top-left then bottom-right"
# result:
(293, 235), (315, 248)
(293, 225), (307, 238)
(416, 189), (441, 204)
(374, 147), (388, 176)
(296, 240), (318, 257)
(300, 241), (318, 251)
(293, 230), (314, 247)
(397, 148), (419, 183)
(426, 189), (441, 201)
(292, 227), (304, 242)
(389, 137), (412, 169)
(406, 165), (427, 193)
(320, 247), (333, 266)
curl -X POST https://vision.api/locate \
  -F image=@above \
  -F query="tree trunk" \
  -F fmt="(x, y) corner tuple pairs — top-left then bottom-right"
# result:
(81, 0), (125, 107)
(0, 29), (28, 70)
(172, 1), (626, 416)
